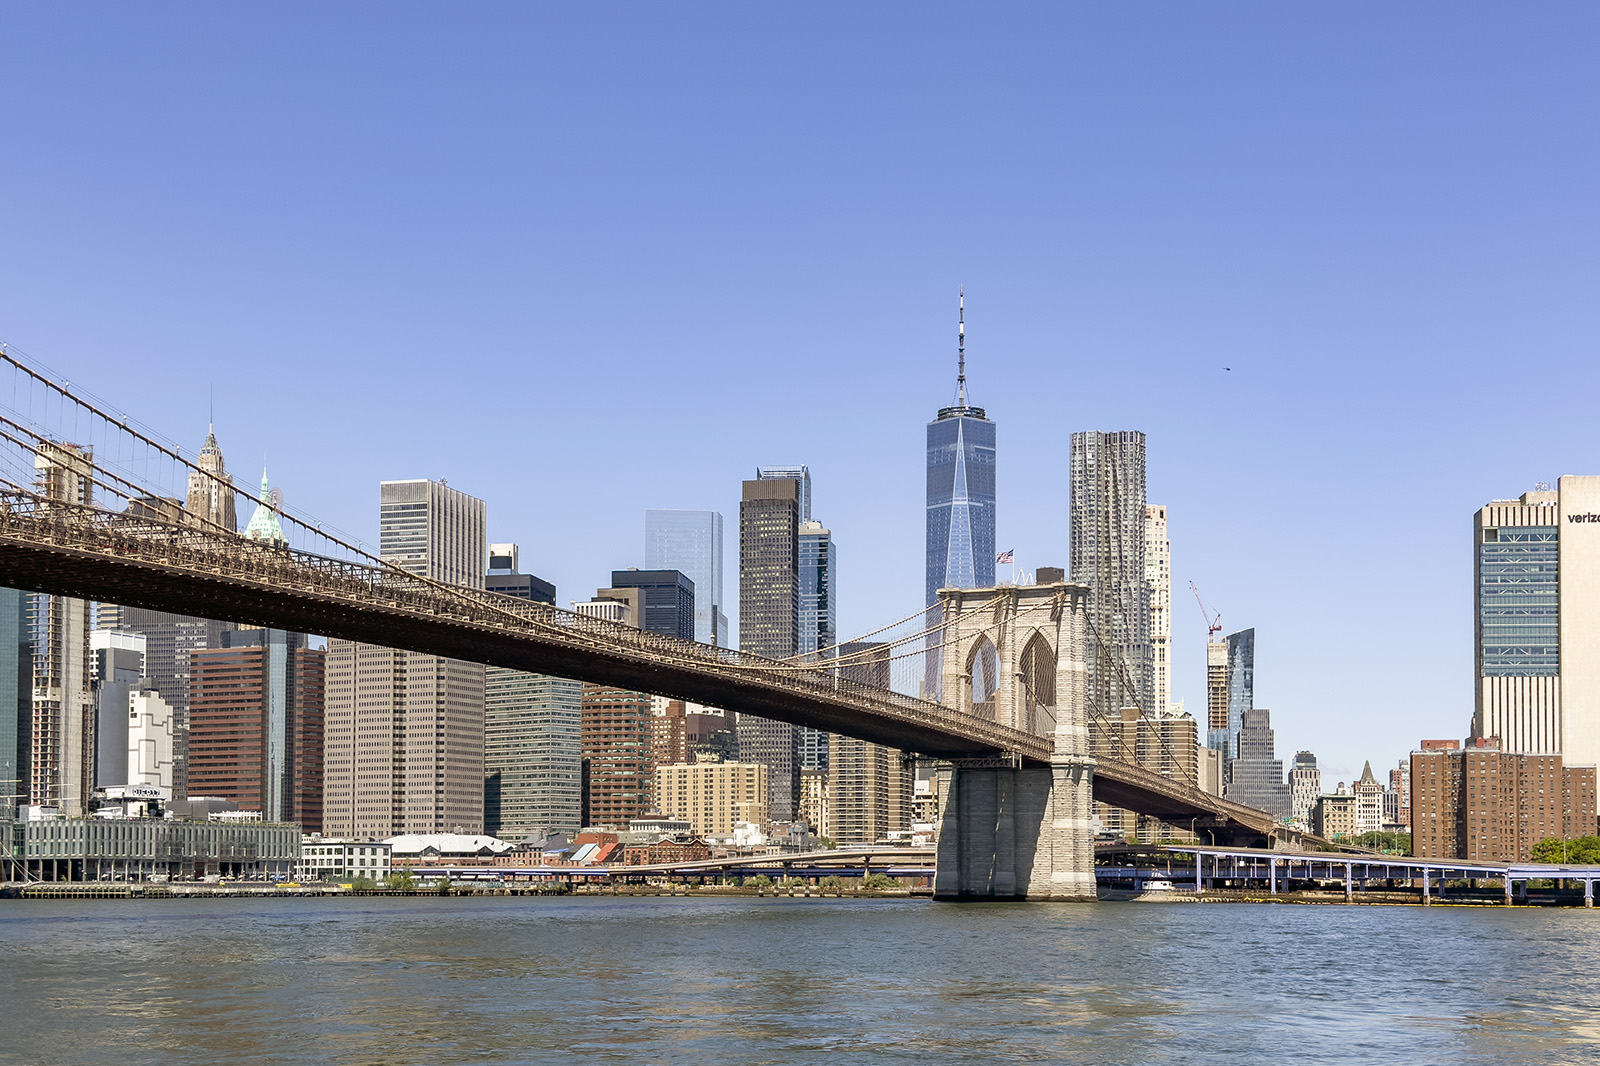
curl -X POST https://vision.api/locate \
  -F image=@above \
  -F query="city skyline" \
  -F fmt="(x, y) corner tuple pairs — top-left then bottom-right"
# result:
(4, 7), (1600, 786)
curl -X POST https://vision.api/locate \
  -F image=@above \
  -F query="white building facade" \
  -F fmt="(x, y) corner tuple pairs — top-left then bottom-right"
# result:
(1472, 475), (1600, 767)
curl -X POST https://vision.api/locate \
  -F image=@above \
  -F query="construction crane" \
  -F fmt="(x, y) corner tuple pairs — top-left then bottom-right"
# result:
(1188, 581), (1222, 641)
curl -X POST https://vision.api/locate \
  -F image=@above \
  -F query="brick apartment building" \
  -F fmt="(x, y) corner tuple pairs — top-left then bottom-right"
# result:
(1411, 739), (1597, 862)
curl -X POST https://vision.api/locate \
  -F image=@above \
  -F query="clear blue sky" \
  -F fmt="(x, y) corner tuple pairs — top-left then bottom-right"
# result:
(3, 4), (1597, 785)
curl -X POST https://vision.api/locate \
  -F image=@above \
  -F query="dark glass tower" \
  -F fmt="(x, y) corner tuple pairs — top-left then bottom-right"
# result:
(925, 294), (996, 607)
(738, 476), (801, 820)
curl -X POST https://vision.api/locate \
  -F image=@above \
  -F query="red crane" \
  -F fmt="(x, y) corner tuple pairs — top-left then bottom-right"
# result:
(1188, 580), (1221, 640)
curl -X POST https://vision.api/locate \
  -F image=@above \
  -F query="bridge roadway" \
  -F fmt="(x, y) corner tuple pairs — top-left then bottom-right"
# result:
(0, 497), (1281, 839)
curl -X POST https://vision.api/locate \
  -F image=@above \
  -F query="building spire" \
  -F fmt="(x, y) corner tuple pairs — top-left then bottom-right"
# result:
(956, 289), (967, 406)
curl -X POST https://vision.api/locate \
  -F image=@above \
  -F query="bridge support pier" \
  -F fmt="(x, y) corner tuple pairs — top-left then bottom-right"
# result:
(933, 754), (1096, 902)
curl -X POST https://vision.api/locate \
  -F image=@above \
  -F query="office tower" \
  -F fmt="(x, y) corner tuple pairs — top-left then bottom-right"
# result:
(1411, 740), (1598, 861)
(0, 588), (31, 820)
(482, 544), (580, 839)
(1204, 640), (1229, 754)
(1223, 708), (1291, 819)
(1145, 505), (1171, 717)
(580, 684), (655, 827)
(30, 442), (94, 816)
(325, 479), (487, 838)
(185, 424), (237, 532)
(926, 297), (996, 609)
(379, 479), (488, 588)
(108, 609), (236, 799)
(486, 544), (556, 604)
(925, 293), (997, 610)
(827, 641), (911, 844)
(1069, 430), (1152, 717)
(798, 520), (837, 773)
(91, 631), (146, 787)
(608, 569), (696, 641)
(1472, 477), (1600, 765)
(188, 630), (324, 829)
(486, 671), (581, 838)
(644, 510), (728, 646)
(1288, 751), (1321, 829)
(757, 465), (812, 523)
(656, 757), (770, 837)
(738, 475), (802, 821)
(1225, 630), (1255, 747)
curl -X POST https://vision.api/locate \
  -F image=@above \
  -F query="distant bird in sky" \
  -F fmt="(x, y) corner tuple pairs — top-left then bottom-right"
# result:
(1224, 366), (1232, 371)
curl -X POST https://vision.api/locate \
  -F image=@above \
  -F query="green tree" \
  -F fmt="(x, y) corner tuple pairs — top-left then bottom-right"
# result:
(348, 875), (377, 891)
(747, 875), (774, 889)
(1530, 835), (1600, 864)
(862, 873), (902, 891)
(386, 870), (417, 891)
(1356, 830), (1411, 855)
(818, 875), (846, 891)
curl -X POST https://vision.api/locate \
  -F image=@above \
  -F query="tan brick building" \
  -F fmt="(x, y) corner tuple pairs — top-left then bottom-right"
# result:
(656, 757), (768, 837)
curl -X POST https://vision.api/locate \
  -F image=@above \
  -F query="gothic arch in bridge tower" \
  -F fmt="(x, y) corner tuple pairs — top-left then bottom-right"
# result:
(1017, 631), (1056, 736)
(963, 634), (1000, 722)
(938, 582), (1086, 739)
(933, 579), (1099, 900)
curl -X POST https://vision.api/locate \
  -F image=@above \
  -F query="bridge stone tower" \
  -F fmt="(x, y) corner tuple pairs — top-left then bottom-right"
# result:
(933, 581), (1097, 901)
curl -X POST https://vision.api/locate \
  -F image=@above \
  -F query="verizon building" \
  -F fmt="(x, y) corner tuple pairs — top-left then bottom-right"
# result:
(1472, 475), (1600, 767)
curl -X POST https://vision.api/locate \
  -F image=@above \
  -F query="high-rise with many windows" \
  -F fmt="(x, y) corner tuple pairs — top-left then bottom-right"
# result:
(925, 297), (996, 609)
(185, 425), (237, 533)
(797, 520), (837, 773)
(738, 475), (801, 820)
(483, 544), (580, 839)
(325, 479), (487, 838)
(189, 630), (324, 830)
(644, 510), (727, 646)
(30, 442), (95, 816)
(608, 569), (696, 642)
(1471, 477), (1600, 766)
(1145, 505), (1171, 717)
(0, 588), (31, 821)
(1069, 430), (1152, 717)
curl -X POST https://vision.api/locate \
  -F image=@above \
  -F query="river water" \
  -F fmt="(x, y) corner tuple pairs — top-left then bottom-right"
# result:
(2, 895), (1598, 1065)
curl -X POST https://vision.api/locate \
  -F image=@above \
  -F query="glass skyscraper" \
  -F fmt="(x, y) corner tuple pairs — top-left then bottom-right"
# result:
(925, 396), (995, 605)
(798, 521), (837, 771)
(1223, 627), (1254, 758)
(644, 510), (727, 646)
(0, 587), (29, 822)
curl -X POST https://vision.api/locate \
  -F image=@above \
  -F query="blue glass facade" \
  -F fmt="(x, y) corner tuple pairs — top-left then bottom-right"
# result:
(1478, 526), (1559, 676)
(644, 510), (727, 646)
(798, 524), (836, 772)
(0, 587), (27, 821)
(926, 408), (996, 607)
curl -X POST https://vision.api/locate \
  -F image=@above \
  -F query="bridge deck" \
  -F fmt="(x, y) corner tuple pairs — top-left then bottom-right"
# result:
(0, 499), (1281, 837)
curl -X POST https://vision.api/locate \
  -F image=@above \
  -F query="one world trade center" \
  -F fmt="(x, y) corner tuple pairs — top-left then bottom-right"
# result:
(925, 292), (996, 610)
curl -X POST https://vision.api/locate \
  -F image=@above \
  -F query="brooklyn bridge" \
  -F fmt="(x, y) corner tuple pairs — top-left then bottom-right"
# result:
(0, 350), (1299, 899)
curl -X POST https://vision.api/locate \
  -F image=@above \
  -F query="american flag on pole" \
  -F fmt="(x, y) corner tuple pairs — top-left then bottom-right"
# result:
(996, 549), (1014, 564)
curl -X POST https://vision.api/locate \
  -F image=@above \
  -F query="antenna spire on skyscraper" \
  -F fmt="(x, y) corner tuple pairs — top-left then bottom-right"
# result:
(957, 289), (967, 406)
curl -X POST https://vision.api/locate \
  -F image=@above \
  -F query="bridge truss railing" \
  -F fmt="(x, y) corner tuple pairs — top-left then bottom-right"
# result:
(0, 491), (1049, 761)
